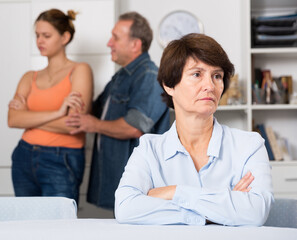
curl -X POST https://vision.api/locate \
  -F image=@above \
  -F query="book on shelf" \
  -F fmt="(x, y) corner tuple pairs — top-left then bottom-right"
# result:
(252, 68), (293, 104)
(256, 124), (275, 160)
(265, 126), (283, 161)
(252, 68), (265, 104)
(277, 137), (292, 161)
(280, 75), (293, 104)
(255, 124), (291, 161)
(262, 70), (273, 104)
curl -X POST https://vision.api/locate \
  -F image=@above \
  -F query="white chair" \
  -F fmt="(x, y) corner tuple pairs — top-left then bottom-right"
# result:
(0, 197), (77, 221)
(264, 198), (297, 228)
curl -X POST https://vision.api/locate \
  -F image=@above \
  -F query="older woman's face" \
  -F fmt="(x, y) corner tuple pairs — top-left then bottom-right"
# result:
(166, 57), (224, 117)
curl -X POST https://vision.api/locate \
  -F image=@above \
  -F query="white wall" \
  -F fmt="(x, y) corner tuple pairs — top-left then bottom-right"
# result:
(118, 0), (249, 130)
(119, 0), (247, 82)
(0, 2), (31, 169)
(1, 0), (115, 169)
(1, 0), (247, 165)
(0, 0), (247, 217)
(0, 0), (116, 218)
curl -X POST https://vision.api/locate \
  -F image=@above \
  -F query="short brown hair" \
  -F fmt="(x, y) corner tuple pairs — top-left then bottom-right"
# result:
(157, 33), (234, 108)
(119, 12), (152, 53)
(35, 8), (77, 45)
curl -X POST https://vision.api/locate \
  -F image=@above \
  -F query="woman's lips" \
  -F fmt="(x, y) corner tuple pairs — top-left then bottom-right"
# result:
(200, 97), (214, 101)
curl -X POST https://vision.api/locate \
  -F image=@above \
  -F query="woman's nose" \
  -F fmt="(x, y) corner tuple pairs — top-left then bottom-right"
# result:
(36, 36), (43, 44)
(203, 76), (215, 91)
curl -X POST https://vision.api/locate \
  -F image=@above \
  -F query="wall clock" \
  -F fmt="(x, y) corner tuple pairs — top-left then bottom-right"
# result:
(158, 10), (204, 48)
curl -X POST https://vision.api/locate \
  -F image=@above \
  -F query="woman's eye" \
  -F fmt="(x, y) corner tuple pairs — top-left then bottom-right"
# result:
(193, 72), (200, 77)
(214, 74), (223, 80)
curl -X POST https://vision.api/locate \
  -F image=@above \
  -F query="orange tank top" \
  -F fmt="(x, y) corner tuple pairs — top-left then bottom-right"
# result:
(22, 71), (85, 148)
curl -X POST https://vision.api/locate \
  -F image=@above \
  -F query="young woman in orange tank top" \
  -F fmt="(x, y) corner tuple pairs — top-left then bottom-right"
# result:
(7, 8), (93, 205)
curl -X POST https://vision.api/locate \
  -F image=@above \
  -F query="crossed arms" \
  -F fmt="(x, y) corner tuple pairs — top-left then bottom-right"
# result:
(8, 63), (93, 134)
(115, 135), (274, 226)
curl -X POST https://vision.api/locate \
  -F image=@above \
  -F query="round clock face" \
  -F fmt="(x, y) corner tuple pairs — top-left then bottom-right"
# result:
(158, 10), (204, 48)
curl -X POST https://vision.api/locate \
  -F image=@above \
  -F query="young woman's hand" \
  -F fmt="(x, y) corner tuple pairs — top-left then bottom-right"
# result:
(8, 94), (27, 111)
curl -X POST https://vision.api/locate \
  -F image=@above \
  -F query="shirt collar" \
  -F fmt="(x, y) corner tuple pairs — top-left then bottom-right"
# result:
(207, 117), (223, 158)
(122, 52), (150, 76)
(163, 121), (187, 161)
(164, 118), (223, 161)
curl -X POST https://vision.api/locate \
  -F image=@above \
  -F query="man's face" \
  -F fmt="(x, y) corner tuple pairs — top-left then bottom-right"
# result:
(107, 20), (136, 67)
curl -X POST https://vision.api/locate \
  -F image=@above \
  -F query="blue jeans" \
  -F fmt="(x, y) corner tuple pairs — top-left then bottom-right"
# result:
(11, 140), (85, 204)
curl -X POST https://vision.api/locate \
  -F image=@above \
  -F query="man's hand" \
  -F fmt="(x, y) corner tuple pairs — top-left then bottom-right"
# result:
(233, 171), (254, 192)
(147, 185), (176, 200)
(65, 113), (98, 134)
(58, 91), (84, 117)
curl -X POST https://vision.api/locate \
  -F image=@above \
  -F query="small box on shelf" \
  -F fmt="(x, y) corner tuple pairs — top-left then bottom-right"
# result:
(251, 13), (297, 48)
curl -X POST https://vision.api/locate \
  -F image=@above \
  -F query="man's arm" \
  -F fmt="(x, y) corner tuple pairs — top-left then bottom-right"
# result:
(66, 113), (143, 139)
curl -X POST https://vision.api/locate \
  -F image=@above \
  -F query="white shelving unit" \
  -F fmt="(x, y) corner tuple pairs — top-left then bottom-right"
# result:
(249, 0), (297, 161)
(271, 161), (297, 199)
(217, 0), (297, 199)
(217, 0), (297, 162)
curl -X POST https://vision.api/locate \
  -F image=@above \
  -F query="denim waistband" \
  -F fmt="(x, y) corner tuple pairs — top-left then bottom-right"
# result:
(18, 139), (84, 154)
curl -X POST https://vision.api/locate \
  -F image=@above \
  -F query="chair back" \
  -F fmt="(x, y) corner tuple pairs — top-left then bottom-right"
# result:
(264, 198), (297, 228)
(0, 197), (77, 221)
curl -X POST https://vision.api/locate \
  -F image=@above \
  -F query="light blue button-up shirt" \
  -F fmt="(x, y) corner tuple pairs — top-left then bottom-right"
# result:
(115, 119), (274, 226)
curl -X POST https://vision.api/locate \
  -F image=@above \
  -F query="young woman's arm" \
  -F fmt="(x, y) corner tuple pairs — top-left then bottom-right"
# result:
(37, 63), (93, 134)
(8, 71), (77, 129)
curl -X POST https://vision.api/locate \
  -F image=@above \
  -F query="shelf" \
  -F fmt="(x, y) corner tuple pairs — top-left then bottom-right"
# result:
(251, 48), (297, 55)
(217, 105), (248, 111)
(251, 104), (297, 110)
(270, 161), (297, 166)
(251, 0), (297, 9)
(245, 0), (297, 186)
